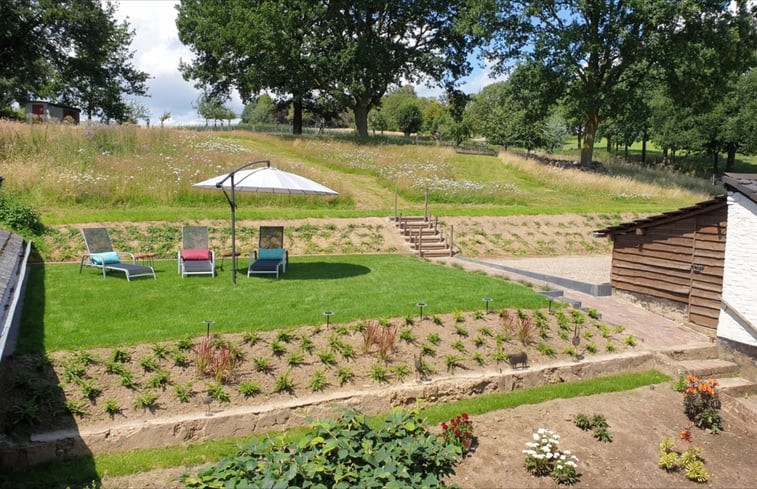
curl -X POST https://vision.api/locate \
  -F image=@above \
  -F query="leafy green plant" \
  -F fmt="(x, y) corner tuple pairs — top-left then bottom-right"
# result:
(454, 325), (469, 337)
(625, 335), (637, 346)
(273, 371), (295, 394)
(479, 326), (493, 337)
(574, 414), (592, 431)
(65, 400), (88, 418)
(72, 350), (99, 366)
(206, 382), (230, 403)
(583, 330), (593, 340)
(275, 331), (294, 343)
(393, 364), (410, 382)
(271, 340), (287, 357)
(177, 336), (194, 351)
(370, 364), (389, 383)
(151, 343), (169, 360)
(336, 366), (355, 386)
(171, 349), (189, 367)
(571, 310), (585, 325)
(147, 369), (170, 389)
(473, 310), (484, 320)
(241, 331), (260, 345)
(445, 355), (464, 373)
(10, 401), (40, 425)
(120, 369), (139, 390)
(432, 314), (444, 326)
(62, 362), (87, 384)
(181, 407), (462, 489)
(300, 335), (315, 354)
(421, 344), (436, 356)
(103, 399), (121, 418)
(105, 360), (125, 375)
(404, 314), (414, 326)
(593, 427), (613, 443)
(473, 336), (486, 348)
(587, 308), (600, 320)
(309, 370), (327, 392)
(110, 348), (131, 363)
(606, 343), (617, 353)
(175, 382), (193, 403)
(672, 372), (687, 392)
(537, 342), (556, 358)
(453, 309), (465, 323)
(586, 343), (598, 354)
(523, 428), (579, 485)
(450, 340), (466, 353)
(253, 356), (273, 374)
(400, 328), (417, 343)
(139, 355), (159, 372)
(133, 391), (159, 411)
(238, 380), (261, 398)
(472, 352), (486, 366)
(318, 350), (337, 367)
(286, 351), (305, 367)
(427, 332), (442, 345)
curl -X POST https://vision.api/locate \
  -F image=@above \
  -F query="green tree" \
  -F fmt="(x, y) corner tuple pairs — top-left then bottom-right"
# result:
(1, 0), (149, 120)
(485, 0), (733, 166)
(395, 102), (423, 137)
(368, 110), (388, 135)
(159, 111), (171, 127)
(242, 94), (276, 124)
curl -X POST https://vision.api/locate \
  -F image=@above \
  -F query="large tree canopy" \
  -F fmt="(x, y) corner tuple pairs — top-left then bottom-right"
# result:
(484, 0), (744, 166)
(176, 0), (479, 136)
(1, 0), (149, 122)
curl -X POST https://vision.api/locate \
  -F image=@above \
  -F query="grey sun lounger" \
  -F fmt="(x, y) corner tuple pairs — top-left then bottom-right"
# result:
(248, 226), (288, 279)
(79, 228), (157, 281)
(178, 225), (216, 278)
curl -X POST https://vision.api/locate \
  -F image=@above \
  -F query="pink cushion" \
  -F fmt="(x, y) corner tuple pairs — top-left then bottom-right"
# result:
(182, 249), (211, 261)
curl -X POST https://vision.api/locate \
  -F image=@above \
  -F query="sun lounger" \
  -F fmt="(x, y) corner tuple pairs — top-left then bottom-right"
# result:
(79, 228), (157, 281)
(248, 226), (288, 279)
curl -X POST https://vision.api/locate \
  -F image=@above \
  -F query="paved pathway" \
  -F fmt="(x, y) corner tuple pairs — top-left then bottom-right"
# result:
(443, 256), (711, 351)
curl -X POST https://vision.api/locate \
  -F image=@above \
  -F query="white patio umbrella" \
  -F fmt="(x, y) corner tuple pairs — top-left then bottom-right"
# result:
(193, 160), (338, 284)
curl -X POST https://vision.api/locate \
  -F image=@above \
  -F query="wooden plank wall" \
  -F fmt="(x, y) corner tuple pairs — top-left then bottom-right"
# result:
(610, 204), (726, 330)
(688, 212), (727, 328)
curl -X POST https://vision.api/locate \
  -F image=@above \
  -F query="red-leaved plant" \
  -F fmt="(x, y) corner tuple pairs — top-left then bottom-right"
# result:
(441, 413), (474, 454)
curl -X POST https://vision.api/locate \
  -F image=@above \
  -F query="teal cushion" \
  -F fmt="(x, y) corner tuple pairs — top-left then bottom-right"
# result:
(91, 251), (121, 265)
(258, 248), (285, 260)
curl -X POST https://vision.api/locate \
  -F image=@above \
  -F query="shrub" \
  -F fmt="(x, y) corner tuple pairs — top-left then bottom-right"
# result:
(440, 413), (474, 454)
(133, 391), (158, 411)
(318, 350), (337, 367)
(110, 348), (131, 363)
(253, 356), (273, 374)
(206, 382), (230, 403)
(523, 428), (579, 485)
(238, 381), (261, 398)
(175, 382), (193, 403)
(139, 355), (159, 372)
(0, 193), (43, 234)
(393, 364), (410, 382)
(103, 399), (121, 418)
(309, 370), (327, 392)
(682, 376), (722, 432)
(65, 400), (88, 418)
(427, 332), (442, 345)
(454, 325), (469, 337)
(273, 371), (295, 394)
(445, 355), (464, 373)
(286, 351), (305, 367)
(400, 328), (417, 343)
(336, 366), (354, 386)
(171, 350), (189, 367)
(182, 408), (461, 489)
(151, 343), (169, 360)
(370, 364), (389, 383)
(147, 369), (170, 389)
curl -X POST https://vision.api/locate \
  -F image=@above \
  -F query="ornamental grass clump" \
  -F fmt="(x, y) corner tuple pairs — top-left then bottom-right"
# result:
(523, 428), (579, 485)
(440, 413), (474, 455)
(682, 375), (723, 432)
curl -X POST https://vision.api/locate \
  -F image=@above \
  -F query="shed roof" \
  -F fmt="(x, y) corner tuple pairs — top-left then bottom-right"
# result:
(722, 173), (757, 205)
(593, 195), (726, 238)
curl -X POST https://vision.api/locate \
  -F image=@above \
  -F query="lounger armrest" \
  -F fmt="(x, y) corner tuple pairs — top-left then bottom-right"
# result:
(120, 251), (136, 264)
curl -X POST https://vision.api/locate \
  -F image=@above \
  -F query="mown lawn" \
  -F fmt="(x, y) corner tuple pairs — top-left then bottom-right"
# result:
(20, 254), (547, 352)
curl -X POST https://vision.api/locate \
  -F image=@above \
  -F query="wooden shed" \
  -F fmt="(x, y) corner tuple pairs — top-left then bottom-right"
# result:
(24, 101), (80, 124)
(595, 196), (727, 332)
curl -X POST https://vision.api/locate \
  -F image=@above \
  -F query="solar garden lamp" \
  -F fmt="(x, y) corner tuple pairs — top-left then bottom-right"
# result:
(204, 320), (215, 338)
(483, 297), (493, 314)
(323, 310), (334, 327)
(416, 302), (427, 322)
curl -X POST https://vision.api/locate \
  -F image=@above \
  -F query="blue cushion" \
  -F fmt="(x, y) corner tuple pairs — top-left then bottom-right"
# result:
(91, 251), (121, 265)
(258, 248), (285, 260)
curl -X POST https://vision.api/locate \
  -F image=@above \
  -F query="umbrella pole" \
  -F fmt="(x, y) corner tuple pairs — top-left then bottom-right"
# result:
(231, 174), (237, 285)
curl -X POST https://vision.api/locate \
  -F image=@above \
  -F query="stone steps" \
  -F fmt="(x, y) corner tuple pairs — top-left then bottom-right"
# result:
(718, 376), (757, 397)
(394, 215), (453, 258)
(676, 358), (740, 378)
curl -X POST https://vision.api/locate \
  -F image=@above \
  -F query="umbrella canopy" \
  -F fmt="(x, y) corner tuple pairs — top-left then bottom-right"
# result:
(192, 160), (338, 284)
(193, 166), (338, 196)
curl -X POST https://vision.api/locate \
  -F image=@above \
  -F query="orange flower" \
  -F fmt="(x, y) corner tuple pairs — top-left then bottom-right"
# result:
(681, 429), (693, 442)
(686, 375), (699, 383)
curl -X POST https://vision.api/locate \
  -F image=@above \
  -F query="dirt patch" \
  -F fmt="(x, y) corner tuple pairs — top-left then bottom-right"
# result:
(95, 386), (757, 489)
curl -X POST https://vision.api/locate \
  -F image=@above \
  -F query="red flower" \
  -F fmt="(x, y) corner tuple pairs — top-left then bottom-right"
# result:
(681, 429), (693, 442)
(441, 423), (448, 430)
(462, 413), (469, 419)
(455, 429), (461, 436)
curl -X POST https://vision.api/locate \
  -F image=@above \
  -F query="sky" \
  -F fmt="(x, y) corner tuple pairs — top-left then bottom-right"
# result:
(114, 0), (500, 126)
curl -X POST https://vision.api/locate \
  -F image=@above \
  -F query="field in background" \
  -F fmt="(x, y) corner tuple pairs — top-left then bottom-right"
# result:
(0, 121), (723, 225)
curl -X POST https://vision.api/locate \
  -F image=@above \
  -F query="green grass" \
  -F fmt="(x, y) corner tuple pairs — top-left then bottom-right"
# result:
(0, 370), (669, 488)
(20, 254), (546, 352)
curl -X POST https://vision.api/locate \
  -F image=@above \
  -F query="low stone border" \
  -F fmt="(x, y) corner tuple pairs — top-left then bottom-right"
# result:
(1, 350), (660, 468)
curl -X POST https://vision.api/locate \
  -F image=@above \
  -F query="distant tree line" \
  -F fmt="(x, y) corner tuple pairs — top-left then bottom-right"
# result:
(177, 0), (756, 173)
(1, 0), (150, 123)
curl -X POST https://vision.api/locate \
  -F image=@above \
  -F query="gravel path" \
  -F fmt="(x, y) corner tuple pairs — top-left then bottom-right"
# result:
(459, 255), (612, 285)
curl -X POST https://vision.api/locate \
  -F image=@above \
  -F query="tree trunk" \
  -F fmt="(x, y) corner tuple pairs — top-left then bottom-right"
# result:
(712, 152), (719, 177)
(576, 126), (583, 149)
(606, 137), (612, 153)
(354, 102), (369, 138)
(581, 111), (599, 166)
(726, 143), (737, 172)
(291, 95), (303, 135)
(642, 130), (647, 166)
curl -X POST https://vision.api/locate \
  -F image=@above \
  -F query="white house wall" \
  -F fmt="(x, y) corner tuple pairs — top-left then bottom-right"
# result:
(718, 191), (757, 346)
